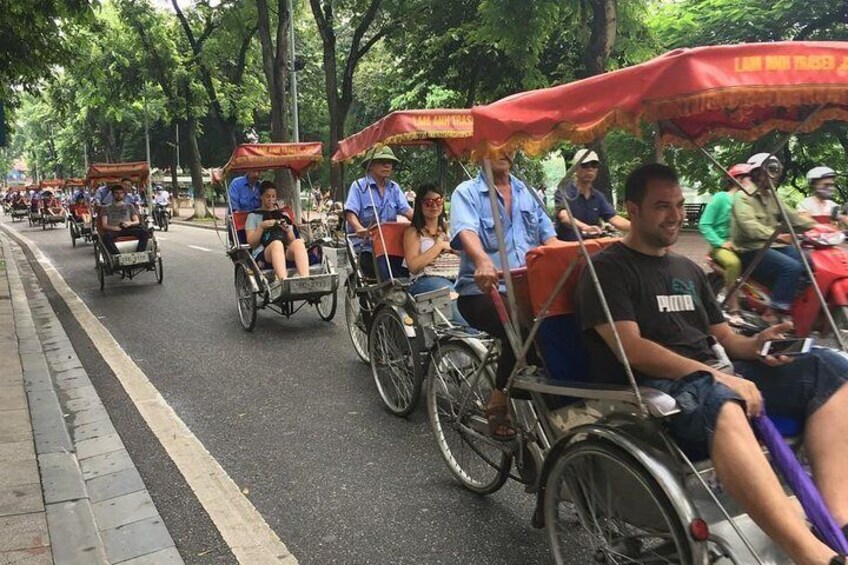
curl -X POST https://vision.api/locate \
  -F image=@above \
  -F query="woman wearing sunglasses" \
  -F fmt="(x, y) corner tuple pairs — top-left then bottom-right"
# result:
(403, 183), (465, 324)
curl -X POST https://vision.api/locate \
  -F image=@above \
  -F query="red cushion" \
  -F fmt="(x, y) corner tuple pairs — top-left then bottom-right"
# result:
(232, 211), (249, 231)
(370, 222), (408, 259)
(525, 238), (618, 317)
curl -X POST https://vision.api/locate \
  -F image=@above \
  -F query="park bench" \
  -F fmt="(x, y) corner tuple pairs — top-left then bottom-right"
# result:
(684, 202), (706, 228)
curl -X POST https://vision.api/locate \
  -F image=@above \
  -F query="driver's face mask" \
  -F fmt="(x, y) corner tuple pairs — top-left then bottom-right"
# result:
(816, 187), (835, 199)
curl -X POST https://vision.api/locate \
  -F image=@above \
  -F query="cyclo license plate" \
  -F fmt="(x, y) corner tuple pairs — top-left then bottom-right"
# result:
(291, 276), (331, 294)
(118, 252), (149, 266)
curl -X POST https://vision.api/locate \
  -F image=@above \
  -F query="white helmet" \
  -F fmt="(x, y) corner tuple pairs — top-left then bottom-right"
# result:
(806, 166), (837, 184)
(747, 152), (783, 178)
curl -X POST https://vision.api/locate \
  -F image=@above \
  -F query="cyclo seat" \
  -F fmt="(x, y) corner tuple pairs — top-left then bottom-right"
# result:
(369, 222), (410, 283)
(96, 215), (147, 254)
(522, 240), (803, 437)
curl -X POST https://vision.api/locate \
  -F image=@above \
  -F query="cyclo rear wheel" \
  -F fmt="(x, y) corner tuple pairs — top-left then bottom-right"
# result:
(344, 273), (370, 363)
(316, 289), (337, 321)
(544, 439), (691, 565)
(235, 264), (257, 331)
(368, 306), (423, 417)
(426, 339), (511, 494)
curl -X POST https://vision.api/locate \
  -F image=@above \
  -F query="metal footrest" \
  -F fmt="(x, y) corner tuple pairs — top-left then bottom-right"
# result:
(269, 273), (339, 301)
(511, 374), (680, 418)
(414, 287), (453, 326)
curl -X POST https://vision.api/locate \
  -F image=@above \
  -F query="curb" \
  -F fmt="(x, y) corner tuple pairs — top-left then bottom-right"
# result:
(2, 234), (184, 565)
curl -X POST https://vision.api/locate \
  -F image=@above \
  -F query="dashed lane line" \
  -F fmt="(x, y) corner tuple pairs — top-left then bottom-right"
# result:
(187, 244), (214, 253)
(0, 222), (297, 564)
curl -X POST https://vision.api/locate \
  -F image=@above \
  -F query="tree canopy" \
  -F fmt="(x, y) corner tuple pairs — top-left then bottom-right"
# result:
(5, 0), (848, 209)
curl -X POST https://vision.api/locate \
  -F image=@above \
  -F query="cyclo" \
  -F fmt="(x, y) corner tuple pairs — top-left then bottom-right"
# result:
(39, 179), (66, 230)
(9, 188), (30, 222)
(332, 109), (477, 416)
(428, 41), (848, 564)
(64, 178), (93, 247)
(27, 185), (43, 227)
(221, 142), (339, 331)
(86, 161), (163, 290)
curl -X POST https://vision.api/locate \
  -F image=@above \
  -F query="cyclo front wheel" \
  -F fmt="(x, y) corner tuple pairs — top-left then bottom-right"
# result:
(426, 339), (510, 494)
(368, 306), (423, 417)
(544, 438), (692, 565)
(235, 264), (257, 331)
(344, 274), (370, 363)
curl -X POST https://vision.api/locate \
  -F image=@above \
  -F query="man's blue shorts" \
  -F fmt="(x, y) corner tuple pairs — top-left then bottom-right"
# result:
(642, 347), (848, 460)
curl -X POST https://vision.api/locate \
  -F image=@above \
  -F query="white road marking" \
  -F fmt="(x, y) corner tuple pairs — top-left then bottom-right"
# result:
(187, 244), (214, 253)
(0, 223), (297, 564)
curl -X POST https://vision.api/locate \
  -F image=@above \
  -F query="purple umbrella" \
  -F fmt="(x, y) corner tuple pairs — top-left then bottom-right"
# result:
(752, 412), (848, 553)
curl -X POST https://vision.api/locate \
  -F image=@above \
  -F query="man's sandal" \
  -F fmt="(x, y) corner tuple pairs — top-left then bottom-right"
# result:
(485, 404), (516, 442)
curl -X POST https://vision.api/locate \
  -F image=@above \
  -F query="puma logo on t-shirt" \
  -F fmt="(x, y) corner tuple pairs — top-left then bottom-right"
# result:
(656, 294), (696, 313)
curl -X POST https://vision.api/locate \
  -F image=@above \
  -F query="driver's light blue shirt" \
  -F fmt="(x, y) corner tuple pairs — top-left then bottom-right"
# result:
(344, 175), (411, 251)
(449, 173), (555, 296)
(228, 175), (261, 212)
(93, 186), (113, 206)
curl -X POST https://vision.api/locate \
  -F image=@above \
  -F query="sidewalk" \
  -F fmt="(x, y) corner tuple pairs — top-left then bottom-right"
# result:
(0, 235), (183, 564)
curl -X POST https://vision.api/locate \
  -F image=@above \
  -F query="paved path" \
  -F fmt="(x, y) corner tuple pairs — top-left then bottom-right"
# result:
(0, 212), (713, 564)
(0, 234), (182, 564)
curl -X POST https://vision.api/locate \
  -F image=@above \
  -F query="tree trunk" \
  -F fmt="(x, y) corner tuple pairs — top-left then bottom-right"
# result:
(329, 119), (345, 202)
(171, 0), (238, 153)
(186, 117), (209, 218)
(256, 0), (294, 204)
(309, 0), (385, 201)
(580, 0), (618, 203)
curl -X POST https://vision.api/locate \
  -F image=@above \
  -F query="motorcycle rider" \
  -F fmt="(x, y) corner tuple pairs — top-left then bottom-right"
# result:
(798, 167), (848, 225)
(699, 163), (753, 323)
(153, 185), (171, 227)
(731, 153), (815, 324)
(554, 149), (630, 240)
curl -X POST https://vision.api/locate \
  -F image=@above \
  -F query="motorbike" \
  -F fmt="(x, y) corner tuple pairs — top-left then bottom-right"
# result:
(152, 204), (171, 231)
(708, 226), (848, 337)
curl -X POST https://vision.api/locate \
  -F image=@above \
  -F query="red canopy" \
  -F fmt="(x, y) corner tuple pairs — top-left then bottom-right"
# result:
(63, 178), (86, 188)
(86, 162), (150, 187)
(332, 109), (474, 162)
(472, 41), (848, 156)
(39, 179), (65, 189)
(222, 143), (322, 177)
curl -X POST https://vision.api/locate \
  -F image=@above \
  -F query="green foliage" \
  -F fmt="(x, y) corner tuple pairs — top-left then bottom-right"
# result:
(10, 0), (848, 207)
(0, 1), (94, 105)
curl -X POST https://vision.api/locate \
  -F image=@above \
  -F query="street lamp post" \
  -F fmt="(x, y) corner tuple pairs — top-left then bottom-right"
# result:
(175, 122), (180, 174)
(288, 0), (302, 221)
(144, 88), (152, 208)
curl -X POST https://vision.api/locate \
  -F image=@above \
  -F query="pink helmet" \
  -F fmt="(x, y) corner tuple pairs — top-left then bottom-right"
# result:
(727, 163), (753, 178)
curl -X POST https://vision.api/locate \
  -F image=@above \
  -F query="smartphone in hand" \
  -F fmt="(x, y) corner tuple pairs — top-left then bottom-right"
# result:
(760, 338), (813, 357)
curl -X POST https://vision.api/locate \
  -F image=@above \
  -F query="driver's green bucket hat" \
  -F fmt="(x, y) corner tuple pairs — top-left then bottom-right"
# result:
(361, 146), (400, 167)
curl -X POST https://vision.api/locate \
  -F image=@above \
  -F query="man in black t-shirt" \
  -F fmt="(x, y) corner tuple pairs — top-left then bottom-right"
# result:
(576, 163), (848, 565)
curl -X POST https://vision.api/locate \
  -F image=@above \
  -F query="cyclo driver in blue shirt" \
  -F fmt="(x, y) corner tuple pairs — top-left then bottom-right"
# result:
(344, 146), (413, 279)
(229, 170), (261, 212)
(450, 150), (560, 441)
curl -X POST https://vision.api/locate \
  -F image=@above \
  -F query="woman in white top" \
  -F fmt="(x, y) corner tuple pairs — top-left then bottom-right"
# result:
(403, 183), (465, 324)
(245, 181), (310, 282)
